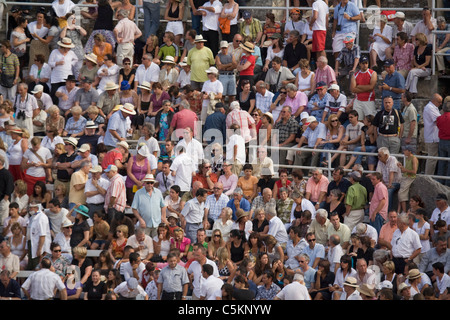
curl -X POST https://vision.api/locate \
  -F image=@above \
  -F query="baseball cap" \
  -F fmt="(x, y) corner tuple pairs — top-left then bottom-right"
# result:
(384, 59), (395, 67)
(242, 10), (251, 19)
(104, 164), (118, 173)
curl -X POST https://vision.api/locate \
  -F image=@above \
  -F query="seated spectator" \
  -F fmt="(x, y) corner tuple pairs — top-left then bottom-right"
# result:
(219, 160), (238, 197)
(436, 16), (450, 76)
(305, 169), (329, 210)
(334, 36), (360, 83)
(262, 33), (285, 75)
(368, 15), (392, 70)
(307, 81), (330, 121)
(339, 110), (364, 168)
(237, 164), (258, 203)
(405, 33), (432, 97)
(239, 11), (262, 44)
(319, 113), (345, 168)
(314, 55), (337, 88)
(391, 31), (415, 80)
(309, 259), (335, 300)
(322, 84), (347, 124)
(265, 56), (295, 93)
(294, 58), (315, 96)
(63, 106), (87, 138)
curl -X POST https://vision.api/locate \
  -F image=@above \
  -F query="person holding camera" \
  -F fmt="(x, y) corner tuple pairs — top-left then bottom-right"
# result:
(13, 82), (39, 137)
(331, 0), (361, 60)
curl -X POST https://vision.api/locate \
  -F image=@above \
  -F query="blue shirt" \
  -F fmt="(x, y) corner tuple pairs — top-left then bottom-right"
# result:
(73, 154), (98, 171)
(64, 116), (87, 135)
(131, 187), (166, 228)
(334, 1), (360, 34)
(203, 111), (227, 145)
(383, 71), (405, 100)
(302, 243), (326, 269)
(303, 122), (327, 148)
(104, 111), (127, 147)
(253, 46), (263, 66)
(226, 198), (251, 220)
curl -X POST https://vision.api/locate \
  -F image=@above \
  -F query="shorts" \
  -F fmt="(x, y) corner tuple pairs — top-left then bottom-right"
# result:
(353, 99), (376, 120)
(312, 30), (326, 52)
(166, 21), (184, 36)
(218, 74), (237, 96)
(332, 32), (356, 53)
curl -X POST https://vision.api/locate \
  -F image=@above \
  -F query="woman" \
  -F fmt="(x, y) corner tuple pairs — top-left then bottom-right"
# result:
(236, 41), (256, 89)
(344, 114), (377, 170)
(232, 209), (253, 241)
(210, 143), (224, 175)
(295, 58), (315, 96)
(164, 0), (185, 47)
(8, 222), (28, 270)
(268, 87), (286, 123)
(154, 100), (175, 145)
(48, 37), (79, 97)
(412, 208), (430, 264)
(153, 223), (171, 262)
(201, 67), (223, 122)
(368, 15), (392, 69)
(114, 0), (135, 20)
(119, 80), (139, 106)
(436, 16), (450, 76)
(109, 224), (129, 262)
(263, 34), (284, 73)
(148, 82), (170, 118)
(83, 269), (107, 300)
(397, 145), (419, 213)
(265, 234), (284, 264)
(27, 12), (49, 69)
(105, 268), (122, 295)
(407, 195), (425, 215)
(380, 260), (399, 294)
(78, 53), (100, 87)
(216, 247), (235, 283)
(72, 246), (94, 285)
(170, 227), (191, 262)
(142, 35), (160, 65)
(276, 187), (294, 227)
(247, 232), (266, 262)
(329, 254), (357, 300)
(52, 0), (76, 26)
(45, 242), (69, 277)
(227, 229), (249, 265)
(125, 144), (152, 204)
(252, 208), (269, 235)
(251, 109), (263, 134)
(118, 57), (136, 87)
(68, 205), (91, 248)
(405, 32), (432, 97)
(310, 259), (335, 300)
(273, 169), (292, 200)
(159, 56), (179, 89)
(11, 180), (29, 218)
(323, 189), (347, 223)
(272, 258), (288, 288)
(94, 250), (114, 277)
(212, 207), (234, 242)
(290, 170), (307, 198)
(137, 123), (160, 159)
(220, 0), (239, 42)
(7, 127), (28, 181)
(135, 81), (152, 127)
(92, 34), (113, 67)
(320, 113), (345, 167)
(26, 55), (51, 94)
(261, 13), (282, 46)
(29, 181), (52, 209)
(10, 16), (30, 74)
(96, 54), (120, 94)
(347, 233), (362, 268)
(253, 252), (271, 285)
(21, 136), (52, 194)
(45, 105), (65, 136)
(208, 229), (226, 260)
(237, 164), (258, 202)
(2, 203), (26, 238)
(233, 274), (255, 300)
(54, 183), (69, 209)
(357, 235), (374, 266)
(259, 112), (273, 147)
(84, 0), (119, 54)
(237, 79), (256, 113)
(63, 106), (87, 137)
(60, 13), (87, 77)
(43, 15), (61, 53)
(41, 126), (64, 155)
(64, 265), (83, 300)
(219, 161), (238, 197)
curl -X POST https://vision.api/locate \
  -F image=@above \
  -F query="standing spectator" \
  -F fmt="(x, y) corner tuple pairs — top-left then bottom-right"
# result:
(397, 146), (419, 214)
(13, 83), (39, 138)
(27, 202), (52, 270)
(21, 137), (52, 196)
(164, 0), (185, 48)
(283, 30), (307, 77)
(437, 100), (450, 186)
(55, 75), (80, 117)
(157, 252), (189, 300)
(0, 40), (20, 101)
(225, 101), (256, 145)
(273, 105), (299, 167)
(423, 93), (443, 175)
(200, 67), (223, 123)
(48, 37), (78, 99)
(331, 0), (360, 60)
(215, 41), (237, 104)
(376, 147), (402, 212)
(181, 188), (208, 243)
(274, 273), (311, 300)
(350, 55), (377, 121)
(140, 0), (162, 41)
(187, 35), (215, 91)
(198, 0), (222, 58)
(187, 246), (219, 300)
(314, 56), (337, 88)
(236, 42), (257, 90)
(368, 172), (389, 235)
(378, 59), (405, 111)
(104, 164), (127, 223)
(400, 92), (418, 154)
(309, 0), (329, 59)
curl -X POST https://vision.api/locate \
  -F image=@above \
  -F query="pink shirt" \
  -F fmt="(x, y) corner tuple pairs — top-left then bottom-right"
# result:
(284, 91), (308, 115)
(114, 18), (142, 43)
(225, 109), (255, 143)
(379, 222), (398, 248)
(170, 108), (199, 136)
(393, 42), (414, 72)
(105, 173), (127, 212)
(369, 182), (388, 221)
(315, 65), (337, 87)
(306, 175), (329, 203)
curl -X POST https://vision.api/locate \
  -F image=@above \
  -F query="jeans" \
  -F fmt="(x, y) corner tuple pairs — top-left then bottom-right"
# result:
(369, 213), (386, 235)
(190, 10), (202, 35)
(387, 182), (400, 212)
(143, 2), (161, 40)
(437, 139), (450, 186)
(320, 142), (337, 165)
(353, 145), (377, 166)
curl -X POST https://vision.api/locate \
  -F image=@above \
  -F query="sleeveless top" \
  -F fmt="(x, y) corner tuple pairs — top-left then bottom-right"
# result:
(297, 71), (314, 92)
(218, 263), (231, 277)
(354, 69), (375, 101)
(168, 3), (180, 20)
(7, 139), (23, 165)
(404, 155), (417, 179)
(120, 94), (134, 105)
(218, 52), (233, 74)
(10, 235), (26, 257)
(125, 155), (150, 188)
(230, 240), (245, 263)
(94, 5), (114, 31)
(224, 4), (238, 25)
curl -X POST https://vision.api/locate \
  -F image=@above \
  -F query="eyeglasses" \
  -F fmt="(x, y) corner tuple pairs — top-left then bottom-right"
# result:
(204, 166), (211, 169)
(235, 40), (242, 43)
(280, 91), (287, 94)
(252, 114), (259, 116)
(331, 119), (339, 122)
(53, 250), (61, 253)
(64, 226), (72, 229)
(307, 239), (316, 243)
(214, 234), (221, 237)
(145, 181), (155, 185)
(142, 57), (148, 60)
(124, 62), (131, 65)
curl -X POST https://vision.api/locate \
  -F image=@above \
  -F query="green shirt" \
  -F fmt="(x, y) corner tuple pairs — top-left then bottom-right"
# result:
(0, 53), (19, 77)
(187, 46), (215, 83)
(239, 18), (262, 42)
(158, 43), (181, 61)
(345, 182), (367, 210)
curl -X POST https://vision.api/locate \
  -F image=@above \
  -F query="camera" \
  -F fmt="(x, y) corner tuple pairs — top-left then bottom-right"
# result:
(336, 25), (342, 32)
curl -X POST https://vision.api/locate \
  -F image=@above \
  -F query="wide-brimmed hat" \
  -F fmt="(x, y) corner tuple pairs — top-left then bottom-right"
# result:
(357, 283), (375, 297)
(162, 56), (176, 64)
(236, 210), (250, 221)
(31, 84), (44, 94)
(263, 112), (274, 125)
(343, 277), (358, 288)
(58, 37), (76, 48)
(397, 282), (411, 294)
(74, 205), (90, 218)
(303, 10), (312, 19)
(62, 219), (74, 228)
(137, 144), (150, 157)
(239, 41), (255, 53)
(65, 75), (77, 82)
(120, 103), (136, 115)
(104, 81), (119, 91)
(117, 140), (129, 150)
(194, 35), (207, 42)
(85, 120), (98, 129)
(137, 81), (151, 90)
(406, 269), (424, 280)
(205, 66), (219, 75)
(179, 57), (188, 67)
(142, 174), (155, 182)
(84, 53), (98, 64)
(64, 137), (78, 147)
(8, 126), (23, 135)
(78, 143), (91, 153)
(89, 165), (103, 173)
(167, 212), (179, 220)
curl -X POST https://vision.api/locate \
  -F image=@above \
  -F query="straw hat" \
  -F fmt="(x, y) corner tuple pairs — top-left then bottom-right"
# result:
(162, 56), (176, 64)
(89, 165), (103, 173)
(236, 209), (250, 221)
(406, 269), (424, 280)
(137, 81), (151, 91)
(57, 37), (76, 48)
(179, 57), (188, 67)
(104, 81), (119, 91)
(117, 140), (129, 150)
(263, 112), (274, 125)
(194, 35), (207, 42)
(303, 10), (312, 19)
(119, 103), (136, 115)
(343, 277), (359, 288)
(239, 41), (255, 53)
(142, 174), (156, 182)
(84, 53), (98, 64)
(64, 137), (78, 147)
(357, 283), (375, 297)
(397, 282), (411, 294)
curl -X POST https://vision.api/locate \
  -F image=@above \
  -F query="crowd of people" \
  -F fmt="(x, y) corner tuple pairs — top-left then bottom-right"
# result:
(0, 0), (449, 301)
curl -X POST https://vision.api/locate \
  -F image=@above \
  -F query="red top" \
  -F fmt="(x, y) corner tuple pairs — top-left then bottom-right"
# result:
(239, 54), (256, 76)
(437, 112), (450, 140)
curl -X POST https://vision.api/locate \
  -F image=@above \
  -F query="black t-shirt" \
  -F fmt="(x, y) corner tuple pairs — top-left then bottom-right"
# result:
(72, 257), (94, 280)
(77, 134), (100, 155)
(283, 42), (308, 69)
(70, 219), (91, 248)
(252, 218), (269, 233)
(56, 152), (78, 181)
(119, 68), (136, 83)
(83, 279), (107, 300)
(257, 178), (276, 192)
(238, 90), (256, 112)
(232, 287), (256, 300)
(414, 44), (432, 68)
(372, 108), (404, 135)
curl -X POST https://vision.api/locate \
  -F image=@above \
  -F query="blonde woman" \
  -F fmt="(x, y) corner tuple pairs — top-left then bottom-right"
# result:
(213, 207), (234, 242)
(294, 59), (315, 96)
(11, 180), (29, 218)
(109, 224), (129, 262)
(72, 246), (93, 285)
(405, 33), (432, 97)
(208, 229), (226, 260)
(216, 246), (236, 283)
(319, 113), (345, 167)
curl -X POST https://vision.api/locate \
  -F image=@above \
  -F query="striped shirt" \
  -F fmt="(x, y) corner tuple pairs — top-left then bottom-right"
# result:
(225, 109), (255, 143)
(336, 44), (361, 69)
(205, 193), (230, 221)
(0, 53), (19, 76)
(104, 173), (127, 212)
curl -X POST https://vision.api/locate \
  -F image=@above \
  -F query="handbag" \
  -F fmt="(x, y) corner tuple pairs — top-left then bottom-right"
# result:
(269, 70), (282, 93)
(219, 17), (231, 34)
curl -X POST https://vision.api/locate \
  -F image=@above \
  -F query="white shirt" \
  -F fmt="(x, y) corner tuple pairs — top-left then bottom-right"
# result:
(21, 268), (66, 300)
(187, 258), (219, 298)
(29, 63), (52, 89)
(327, 244), (344, 267)
(170, 152), (194, 192)
(122, 261), (146, 282)
(177, 69), (191, 88)
(44, 207), (69, 236)
(351, 224), (379, 244)
(48, 49), (78, 83)
(413, 221), (431, 253)
(201, 0), (223, 31)
(97, 64), (120, 93)
(423, 101), (440, 143)
(268, 216), (289, 245)
(56, 86), (80, 111)
(201, 80), (224, 109)
(391, 227), (422, 258)
(276, 281), (311, 300)
(85, 177), (110, 204)
(114, 281), (148, 298)
(290, 199), (316, 223)
(181, 197), (205, 224)
(334, 267), (358, 289)
(23, 146), (52, 177)
(137, 136), (160, 158)
(231, 220), (253, 241)
(176, 138), (204, 170)
(429, 206), (450, 228)
(435, 273), (450, 295)
(36, 92), (54, 111)
(312, 0), (329, 31)
(14, 94), (39, 118)
(135, 63), (160, 86)
(340, 289), (362, 300)
(127, 234), (154, 260)
(27, 211), (52, 259)
(200, 275), (224, 300)
(226, 134), (246, 164)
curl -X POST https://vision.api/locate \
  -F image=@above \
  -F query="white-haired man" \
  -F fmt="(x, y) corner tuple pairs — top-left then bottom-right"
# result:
(225, 101), (256, 144)
(274, 273), (311, 300)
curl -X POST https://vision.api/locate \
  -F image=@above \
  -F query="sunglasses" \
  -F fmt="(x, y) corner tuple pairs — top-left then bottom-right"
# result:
(214, 234), (221, 237)
(53, 250), (61, 253)
(307, 239), (316, 243)
(331, 119), (339, 122)
(145, 181), (155, 185)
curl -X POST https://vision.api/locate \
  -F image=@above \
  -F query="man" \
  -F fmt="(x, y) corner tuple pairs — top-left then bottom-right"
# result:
(198, 0), (222, 57)
(175, 126), (204, 170)
(68, 160), (91, 208)
(391, 12), (414, 45)
(285, 226), (308, 271)
(0, 270), (21, 300)
(437, 100), (450, 186)
(288, 116), (326, 173)
(158, 32), (181, 63)
(378, 59), (406, 111)
(54, 137), (77, 191)
(391, 32), (415, 80)
(114, 9), (142, 67)
(122, 252), (146, 283)
(114, 277), (149, 300)
(225, 101), (256, 145)
(282, 30), (307, 76)
(31, 84), (53, 111)
(340, 110), (364, 167)
(327, 167), (351, 203)
(271, 105), (299, 166)
(339, 277), (362, 300)
(432, 262), (450, 299)
(250, 188), (276, 218)
(44, 199), (69, 238)
(400, 92), (418, 154)
(0, 240), (19, 279)
(104, 164), (127, 223)
(203, 102), (227, 145)
(55, 75), (79, 116)
(378, 210), (399, 250)
(155, 160), (175, 196)
(261, 207), (289, 248)
(368, 171), (389, 235)
(186, 229), (209, 259)
(71, 143), (98, 171)
(73, 79), (99, 114)
(376, 147), (402, 212)
(302, 232), (325, 269)
(77, 121), (101, 155)
(103, 103), (136, 149)
(410, 6), (437, 45)
(252, 146), (275, 179)
(168, 101), (199, 140)
(344, 171), (367, 232)
(275, 273), (311, 300)
(307, 208), (330, 246)
(419, 236), (450, 278)
(265, 57), (296, 93)
(314, 56), (337, 87)
(187, 35), (215, 91)
(170, 146), (195, 194)
(423, 93), (443, 176)
(391, 213), (422, 275)
(254, 81), (275, 114)
(0, 155), (13, 225)
(334, 36), (360, 85)
(327, 211), (351, 250)
(353, 222), (378, 247)
(134, 54), (160, 90)
(255, 270), (281, 300)
(181, 188), (208, 243)
(187, 246), (219, 300)
(215, 42), (237, 104)
(355, 258), (377, 286)
(226, 124), (246, 175)
(239, 11), (262, 44)
(350, 55), (377, 121)
(284, 83), (308, 119)
(331, 0), (360, 60)
(0, 40), (20, 101)
(204, 182), (229, 228)
(199, 264), (223, 300)
(157, 252), (189, 300)
(305, 168), (329, 210)
(97, 81), (120, 119)
(192, 160), (219, 194)
(21, 257), (67, 300)
(140, 0), (162, 41)
(228, 33), (244, 64)
(327, 234), (344, 273)
(372, 96), (404, 155)
(84, 165), (110, 217)
(298, 253), (316, 289)
(429, 193), (450, 234)
(132, 174), (168, 238)
(226, 187), (251, 221)
(309, 0), (329, 59)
